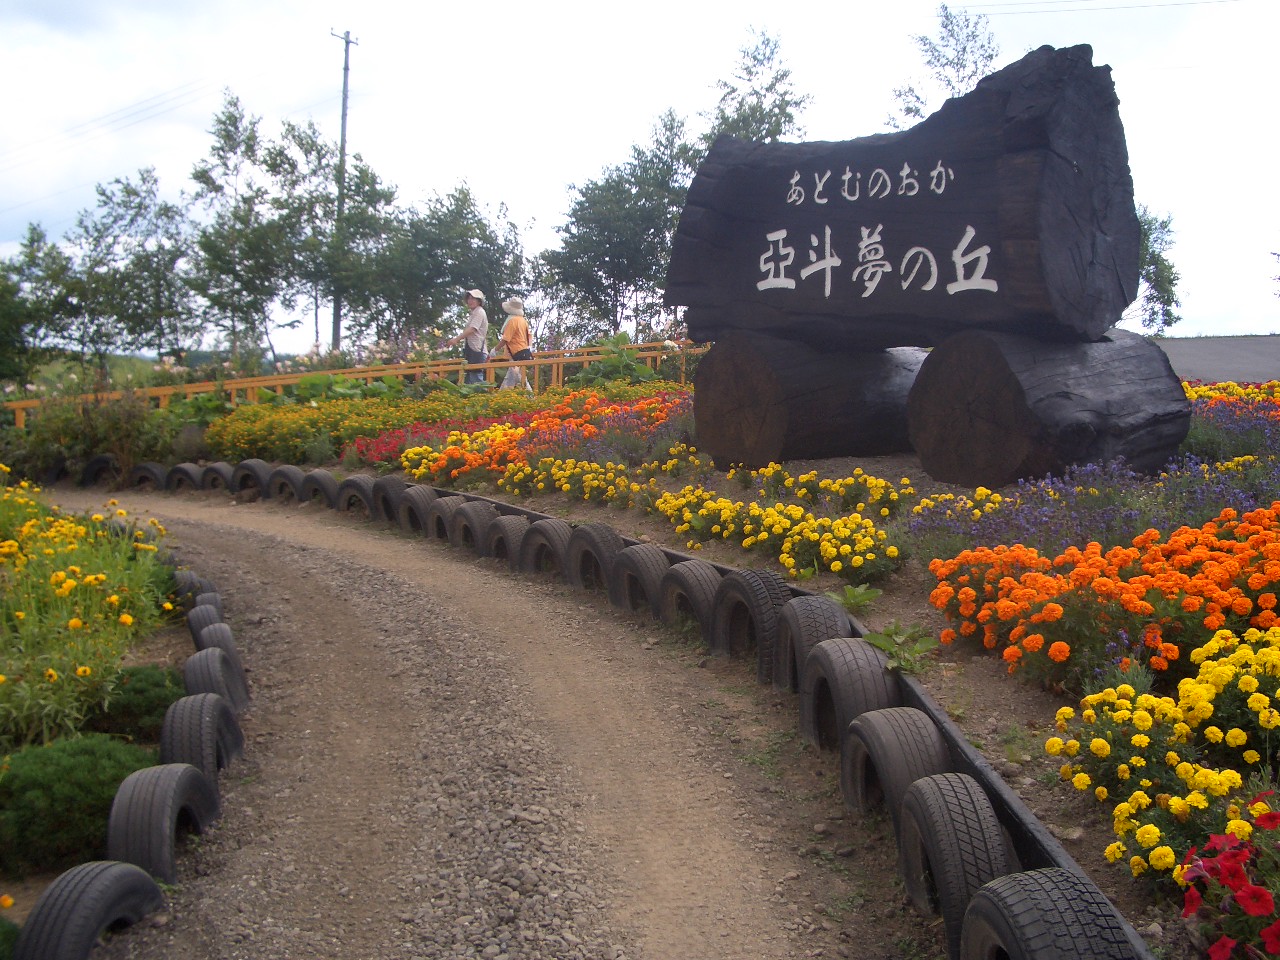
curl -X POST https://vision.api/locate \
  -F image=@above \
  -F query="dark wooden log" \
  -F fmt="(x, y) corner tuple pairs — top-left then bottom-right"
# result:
(906, 329), (1190, 488)
(694, 333), (926, 468)
(666, 44), (1139, 351)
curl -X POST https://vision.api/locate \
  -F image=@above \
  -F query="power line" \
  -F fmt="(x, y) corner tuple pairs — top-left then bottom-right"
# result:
(0, 79), (227, 175)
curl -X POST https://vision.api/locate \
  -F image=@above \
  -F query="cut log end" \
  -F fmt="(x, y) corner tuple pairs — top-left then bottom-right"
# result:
(907, 329), (1190, 487)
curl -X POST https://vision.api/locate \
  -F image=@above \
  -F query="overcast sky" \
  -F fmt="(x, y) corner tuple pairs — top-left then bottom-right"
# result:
(3, 0), (1277, 354)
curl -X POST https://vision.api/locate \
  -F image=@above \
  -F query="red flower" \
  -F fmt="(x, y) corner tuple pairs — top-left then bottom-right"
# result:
(1209, 934), (1237, 960)
(1237, 884), (1276, 918)
(1260, 917), (1280, 952)
(1183, 884), (1203, 918)
(1256, 812), (1280, 830)
(1220, 862), (1251, 892)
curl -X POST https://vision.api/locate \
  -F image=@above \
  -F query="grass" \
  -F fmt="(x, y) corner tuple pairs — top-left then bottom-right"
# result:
(740, 730), (796, 779)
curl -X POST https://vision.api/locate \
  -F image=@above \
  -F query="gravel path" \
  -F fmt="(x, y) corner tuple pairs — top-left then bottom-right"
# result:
(52, 489), (931, 960)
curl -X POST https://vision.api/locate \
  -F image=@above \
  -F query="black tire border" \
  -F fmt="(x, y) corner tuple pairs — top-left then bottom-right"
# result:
(12, 860), (165, 960)
(106, 763), (221, 884)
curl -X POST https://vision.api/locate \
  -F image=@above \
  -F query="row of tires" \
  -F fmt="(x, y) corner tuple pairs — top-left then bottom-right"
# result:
(93, 458), (1148, 960)
(12, 574), (251, 960)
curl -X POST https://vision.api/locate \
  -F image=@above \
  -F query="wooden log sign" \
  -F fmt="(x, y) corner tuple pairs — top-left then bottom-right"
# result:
(665, 44), (1141, 351)
(906, 328), (1191, 488)
(694, 333), (926, 468)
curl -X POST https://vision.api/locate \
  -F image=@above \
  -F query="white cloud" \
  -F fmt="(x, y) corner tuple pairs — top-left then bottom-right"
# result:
(3, 0), (1277, 352)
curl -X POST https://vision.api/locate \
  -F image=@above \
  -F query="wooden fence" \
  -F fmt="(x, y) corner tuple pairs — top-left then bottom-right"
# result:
(1, 341), (707, 430)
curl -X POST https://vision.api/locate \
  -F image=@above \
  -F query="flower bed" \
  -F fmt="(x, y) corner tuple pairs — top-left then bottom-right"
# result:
(1, 466), (182, 938)
(13, 374), (1280, 956)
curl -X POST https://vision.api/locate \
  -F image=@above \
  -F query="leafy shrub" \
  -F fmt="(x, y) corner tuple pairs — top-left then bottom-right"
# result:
(566, 333), (659, 388)
(0, 916), (17, 959)
(0, 734), (155, 875)
(84, 665), (184, 742)
(9, 392), (176, 485)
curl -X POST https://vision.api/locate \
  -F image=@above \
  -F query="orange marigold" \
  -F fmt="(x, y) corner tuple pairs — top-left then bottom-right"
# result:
(1023, 633), (1046, 653)
(1048, 641), (1071, 663)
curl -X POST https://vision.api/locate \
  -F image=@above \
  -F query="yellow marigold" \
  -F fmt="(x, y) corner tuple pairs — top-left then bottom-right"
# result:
(1135, 824), (1161, 848)
(118, 613), (134, 626)
(1226, 819), (1253, 841)
(45, 668), (58, 683)
(1095, 786), (1109, 801)
(1149, 846), (1176, 871)
(1090, 738), (1111, 758)
(75, 666), (91, 678)
(67, 617), (83, 630)
(1130, 856), (1149, 877)
(1104, 842), (1127, 863)
(1071, 772), (1092, 791)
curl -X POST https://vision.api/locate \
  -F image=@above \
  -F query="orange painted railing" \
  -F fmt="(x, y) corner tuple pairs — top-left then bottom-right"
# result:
(2, 341), (707, 429)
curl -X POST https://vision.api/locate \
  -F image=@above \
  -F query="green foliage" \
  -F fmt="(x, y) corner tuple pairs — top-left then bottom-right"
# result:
(824, 584), (884, 615)
(5, 388), (177, 484)
(61, 168), (201, 361)
(1126, 205), (1181, 334)
(290, 372), (406, 403)
(860, 621), (940, 673)
(301, 431), (337, 466)
(166, 391), (232, 428)
(0, 735), (155, 875)
(359, 186), (525, 347)
(541, 111), (696, 344)
(84, 665), (184, 742)
(0, 915), (17, 958)
(566, 333), (660, 388)
(888, 3), (999, 129)
(699, 28), (812, 149)
(0, 269), (38, 385)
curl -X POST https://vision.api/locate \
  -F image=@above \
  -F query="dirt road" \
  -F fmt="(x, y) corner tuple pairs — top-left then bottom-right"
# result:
(50, 486), (940, 960)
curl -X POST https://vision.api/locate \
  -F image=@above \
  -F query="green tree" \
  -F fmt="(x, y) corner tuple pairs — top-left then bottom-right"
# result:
(2, 226), (74, 383)
(0, 268), (38, 384)
(358, 186), (523, 346)
(63, 168), (200, 359)
(1126, 205), (1181, 334)
(263, 120), (398, 351)
(543, 111), (697, 344)
(10, 223), (110, 380)
(700, 29), (812, 150)
(188, 92), (287, 367)
(887, 3), (1000, 130)
(262, 119), (338, 349)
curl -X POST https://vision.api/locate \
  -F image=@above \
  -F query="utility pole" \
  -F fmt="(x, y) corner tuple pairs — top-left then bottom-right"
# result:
(330, 29), (357, 351)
